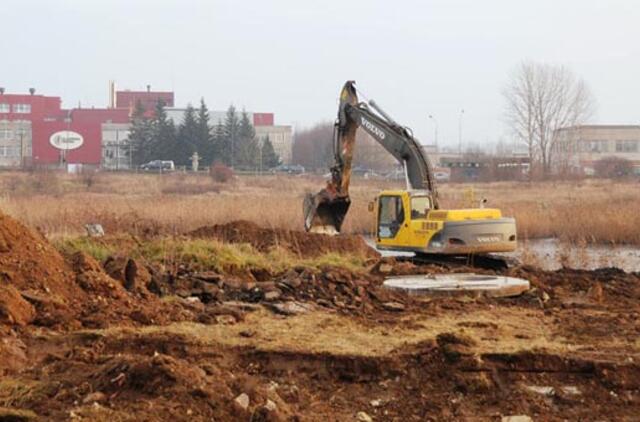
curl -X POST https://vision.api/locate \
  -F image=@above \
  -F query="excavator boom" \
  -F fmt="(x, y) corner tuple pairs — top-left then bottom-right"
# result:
(304, 81), (439, 233)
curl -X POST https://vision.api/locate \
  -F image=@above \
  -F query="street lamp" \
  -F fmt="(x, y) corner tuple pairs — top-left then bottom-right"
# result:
(458, 109), (465, 154)
(428, 115), (438, 148)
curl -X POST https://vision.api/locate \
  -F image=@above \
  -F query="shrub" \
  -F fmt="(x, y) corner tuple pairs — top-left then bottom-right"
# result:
(594, 156), (634, 179)
(209, 163), (234, 183)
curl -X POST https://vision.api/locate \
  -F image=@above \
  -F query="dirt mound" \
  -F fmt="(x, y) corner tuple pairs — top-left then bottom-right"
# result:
(510, 266), (640, 308)
(189, 220), (379, 259)
(94, 353), (209, 395)
(0, 212), (79, 301)
(0, 211), (197, 331)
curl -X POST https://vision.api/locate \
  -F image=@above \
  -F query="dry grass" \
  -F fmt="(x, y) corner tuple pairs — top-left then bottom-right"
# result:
(100, 306), (578, 357)
(55, 236), (371, 275)
(0, 171), (638, 245)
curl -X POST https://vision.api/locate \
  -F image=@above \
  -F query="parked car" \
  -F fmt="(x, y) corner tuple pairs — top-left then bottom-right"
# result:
(434, 169), (451, 182)
(385, 168), (405, 181)
(140, 160), (175, 172)
(351, 166), (380, 179)
(272, 164), (305, 175)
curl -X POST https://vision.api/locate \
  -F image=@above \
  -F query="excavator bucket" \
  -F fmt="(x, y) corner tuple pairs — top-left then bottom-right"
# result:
(303, 191), (350, 235)
(303, 81), (358, 235)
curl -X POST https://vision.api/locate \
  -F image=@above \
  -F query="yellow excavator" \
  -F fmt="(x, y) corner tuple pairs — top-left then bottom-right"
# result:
(304, 81), (517, 264)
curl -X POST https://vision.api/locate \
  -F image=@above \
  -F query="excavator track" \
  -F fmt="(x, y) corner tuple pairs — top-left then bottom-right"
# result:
(403, 253), (518, 272)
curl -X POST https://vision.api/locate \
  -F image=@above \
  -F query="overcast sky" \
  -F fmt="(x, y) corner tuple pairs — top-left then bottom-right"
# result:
(1, 0), (639, 149)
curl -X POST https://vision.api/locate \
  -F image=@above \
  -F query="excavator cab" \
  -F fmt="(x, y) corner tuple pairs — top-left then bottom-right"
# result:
(373, 190), (517, 255)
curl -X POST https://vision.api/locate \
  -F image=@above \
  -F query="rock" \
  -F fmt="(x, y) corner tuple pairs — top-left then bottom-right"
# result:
(561, 386), (581, 395)
(541, 291), (550, 303)
(234, 393), (250, 412)
(215, 314), (237, 325)
(356, 411), (373, 422)
(103, 256), (151, 292)
(193, 271), (222, 283)
(524, 385), (554, 396)
(264, 290), (282, 301)
(382, 301), (405, 312)
(0, 284), (36, 326)
(369, 399), (382, 407)
(82, 391), (107, 404)
(281, 276), (301, 288)
(378, 263), (393, 274)
(501, 416), (532, 422)
(256, 281), (278, 291)
(84, 223), (105, 237)
(264, 399), (277, 412)
(266, 301), (315, 316)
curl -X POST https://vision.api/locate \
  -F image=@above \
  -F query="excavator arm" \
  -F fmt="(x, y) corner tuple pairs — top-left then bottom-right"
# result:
(304, 80), (439, 233)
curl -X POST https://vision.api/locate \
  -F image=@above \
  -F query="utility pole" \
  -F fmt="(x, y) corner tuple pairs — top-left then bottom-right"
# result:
(458, 109), (465, 154)
(428, 115), (438, 148)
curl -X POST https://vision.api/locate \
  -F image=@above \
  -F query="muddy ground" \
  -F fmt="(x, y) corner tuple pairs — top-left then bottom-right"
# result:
(1, 216), (639, 421)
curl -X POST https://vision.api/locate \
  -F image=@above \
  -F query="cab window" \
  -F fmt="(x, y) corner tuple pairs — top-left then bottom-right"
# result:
(378, 195), (404, 238)
(410, 196), (432, 219)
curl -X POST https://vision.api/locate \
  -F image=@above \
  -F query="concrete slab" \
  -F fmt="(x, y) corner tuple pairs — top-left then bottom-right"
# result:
(383, 273), (530, 298)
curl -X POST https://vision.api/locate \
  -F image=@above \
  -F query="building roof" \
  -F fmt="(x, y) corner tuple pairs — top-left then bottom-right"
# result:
(557, 124), (640, 132)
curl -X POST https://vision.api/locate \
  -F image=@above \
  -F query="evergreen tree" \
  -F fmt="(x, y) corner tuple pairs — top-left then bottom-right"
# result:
(196, 98), (214, 165)
(261, 135), (281, 169)
(211, 120), (225, 165)
(222, 105), (240, 168)
(236, 110), (258, 169)
(175, 104), (198, 166)
(129, 100), (154, 165)
(152, 99), (177, 160)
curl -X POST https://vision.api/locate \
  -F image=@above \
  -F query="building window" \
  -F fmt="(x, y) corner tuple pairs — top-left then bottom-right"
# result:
(0, 122), (11, 140)
(12, 104), (31, 114)
(616, 140), (639, 153)
(0, 104), (9, 113)
(0, 146), (20, 157)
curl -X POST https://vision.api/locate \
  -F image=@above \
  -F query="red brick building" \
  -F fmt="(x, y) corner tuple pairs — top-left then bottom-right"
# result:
(116, 89), (174, 111)
(0, 86), (179, 168)
(0, 85), (292, 168)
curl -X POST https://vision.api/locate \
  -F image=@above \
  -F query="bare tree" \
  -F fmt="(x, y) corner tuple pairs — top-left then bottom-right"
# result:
(292, 121), (396, 172)
(503, 62), (595, 176)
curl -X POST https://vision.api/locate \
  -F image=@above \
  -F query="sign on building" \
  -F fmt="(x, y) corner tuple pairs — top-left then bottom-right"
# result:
(49, 131), (84, 150)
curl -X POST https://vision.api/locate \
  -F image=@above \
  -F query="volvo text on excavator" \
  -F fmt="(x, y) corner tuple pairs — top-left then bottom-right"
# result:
(303, 81), (517, 259)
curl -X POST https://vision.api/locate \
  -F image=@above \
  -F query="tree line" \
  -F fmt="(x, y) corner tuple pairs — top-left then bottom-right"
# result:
(129, 99), (281, 170)
(292, 121), (397, 172)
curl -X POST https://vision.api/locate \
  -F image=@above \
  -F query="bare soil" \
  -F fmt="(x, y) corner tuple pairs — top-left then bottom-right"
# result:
(1, 216), (639, 421)
(189, 220), (379, 259)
